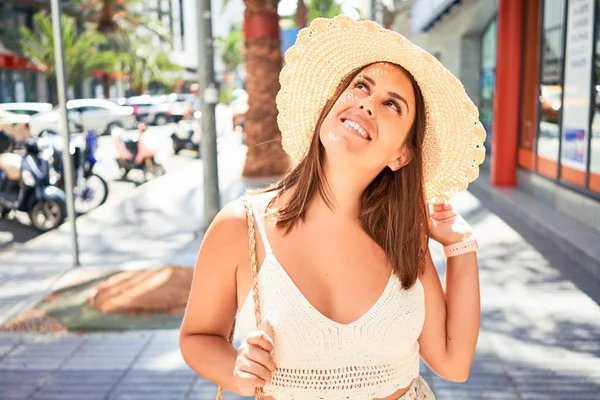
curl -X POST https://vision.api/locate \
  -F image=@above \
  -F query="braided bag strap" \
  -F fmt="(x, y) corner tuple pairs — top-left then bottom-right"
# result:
(216, 197), (264, 400)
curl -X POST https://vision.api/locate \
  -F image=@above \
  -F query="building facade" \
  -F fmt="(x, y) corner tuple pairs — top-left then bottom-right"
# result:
(0, 1), (47, 103)
(402, 0), (600, 235)
(0, 0), (243, 103)
(168, 0), (244, 90)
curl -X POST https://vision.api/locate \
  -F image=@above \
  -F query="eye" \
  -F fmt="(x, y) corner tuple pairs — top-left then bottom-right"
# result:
(385, 100), (402, 115)
(354, 80), (369, 93)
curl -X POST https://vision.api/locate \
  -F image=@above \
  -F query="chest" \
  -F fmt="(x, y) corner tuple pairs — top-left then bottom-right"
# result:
(236, 256), (425, 364)
(263, 219), (394, 325)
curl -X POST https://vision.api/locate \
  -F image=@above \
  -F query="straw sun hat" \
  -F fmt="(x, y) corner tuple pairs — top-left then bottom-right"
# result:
(276, 15), (486, 203)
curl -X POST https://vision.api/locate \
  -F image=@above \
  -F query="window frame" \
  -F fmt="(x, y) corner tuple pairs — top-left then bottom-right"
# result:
(533, 0), (600, 201)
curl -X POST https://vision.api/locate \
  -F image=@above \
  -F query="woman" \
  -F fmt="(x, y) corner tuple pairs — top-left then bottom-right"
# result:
(180, 15), (486, 400)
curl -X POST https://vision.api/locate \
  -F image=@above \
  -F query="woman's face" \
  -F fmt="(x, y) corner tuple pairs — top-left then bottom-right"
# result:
(319, 63), (417, 173)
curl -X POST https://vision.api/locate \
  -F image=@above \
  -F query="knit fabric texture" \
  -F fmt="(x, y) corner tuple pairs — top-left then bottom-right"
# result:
(236, 197), (426, 400)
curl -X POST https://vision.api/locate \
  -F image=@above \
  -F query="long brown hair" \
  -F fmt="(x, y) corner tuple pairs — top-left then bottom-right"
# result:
(256, 63), (428, 289)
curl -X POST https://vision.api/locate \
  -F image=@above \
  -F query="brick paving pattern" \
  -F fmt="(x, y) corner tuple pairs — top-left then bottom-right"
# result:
(1, 184), (599, 399)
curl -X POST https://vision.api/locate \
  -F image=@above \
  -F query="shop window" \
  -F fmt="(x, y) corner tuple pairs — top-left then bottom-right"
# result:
(519, 0), (542, 171)
(537, 0), (567, 179)
(590, 0), (600, 194)
(558, 0), (596, 188)
(480, 18), (496, 154)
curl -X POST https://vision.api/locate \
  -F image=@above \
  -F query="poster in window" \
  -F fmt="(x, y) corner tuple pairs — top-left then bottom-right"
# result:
(560, 0), (595, 170)
(14, 82), (25, 103)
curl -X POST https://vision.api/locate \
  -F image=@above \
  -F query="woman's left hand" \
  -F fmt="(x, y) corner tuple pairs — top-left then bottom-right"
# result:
(427, 203), (473, 246)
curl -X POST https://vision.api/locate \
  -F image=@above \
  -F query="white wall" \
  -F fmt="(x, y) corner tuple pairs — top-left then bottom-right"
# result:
(169, 0), (244, 82)
(392, 0), (498, 106)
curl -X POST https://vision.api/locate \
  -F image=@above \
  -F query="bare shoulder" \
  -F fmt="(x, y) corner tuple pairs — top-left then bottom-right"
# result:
(181, 197), (250, 338)
(198, 193), (273, 268)
(213, 196), (248, 225)
(202, 197), (249, 248)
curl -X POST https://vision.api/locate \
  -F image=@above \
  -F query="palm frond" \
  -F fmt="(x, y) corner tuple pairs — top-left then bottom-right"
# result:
(17, 12), (127, 85)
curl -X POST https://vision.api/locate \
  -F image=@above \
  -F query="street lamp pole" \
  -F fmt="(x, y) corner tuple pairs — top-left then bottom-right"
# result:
(196, 0), (220, 229)
(50, 0), (80, 267)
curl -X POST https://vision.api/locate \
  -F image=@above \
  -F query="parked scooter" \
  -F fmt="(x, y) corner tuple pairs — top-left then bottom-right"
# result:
(171, 111), (201, 155)
(113, 124), (165, 182)
(46, 123), (109, 214)
(0, 130), (67, 232)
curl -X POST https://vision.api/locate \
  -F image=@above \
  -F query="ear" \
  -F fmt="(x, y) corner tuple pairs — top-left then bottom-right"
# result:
(387, 146), (412, 172)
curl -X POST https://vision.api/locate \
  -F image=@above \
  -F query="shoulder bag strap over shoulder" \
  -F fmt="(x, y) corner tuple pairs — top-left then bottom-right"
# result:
(216, 197), (264, 400)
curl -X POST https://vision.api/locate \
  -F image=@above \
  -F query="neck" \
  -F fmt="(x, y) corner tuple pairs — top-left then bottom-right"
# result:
(308, 156), (378, 220)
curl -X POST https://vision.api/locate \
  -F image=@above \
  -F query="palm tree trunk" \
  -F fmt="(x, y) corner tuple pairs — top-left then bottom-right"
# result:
(242, 0), (289, 177)
(103, 73), (111, 99)
(296, 0), (307, 28)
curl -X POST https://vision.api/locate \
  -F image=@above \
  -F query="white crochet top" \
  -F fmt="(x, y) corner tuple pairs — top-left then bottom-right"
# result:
(236, 196), (426, 400)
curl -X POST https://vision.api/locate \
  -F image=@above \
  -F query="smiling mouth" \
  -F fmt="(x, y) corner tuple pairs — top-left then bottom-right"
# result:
(341, 118), (371, 140)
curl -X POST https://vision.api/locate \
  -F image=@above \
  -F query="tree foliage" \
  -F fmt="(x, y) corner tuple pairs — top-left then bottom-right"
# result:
(17, 13), (121, 86)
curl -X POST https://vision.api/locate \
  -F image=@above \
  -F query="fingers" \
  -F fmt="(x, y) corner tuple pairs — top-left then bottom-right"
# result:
(261, 319), (275, 341)
(244, 342), (277, 372)
(245, 329), (274, 353)
(237, 357), (274, 382)
(428, 203), (455, 220)
(431, 203), (452, 211)
(235, 322), (277, 395)
(235, 370), (267, 393)
(236, 319), (276, 394)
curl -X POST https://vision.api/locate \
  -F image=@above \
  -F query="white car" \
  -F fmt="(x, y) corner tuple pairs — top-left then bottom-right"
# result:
(147, 93), (196, 124)
(0, 102), (53, 117)
(28, 98), (136, 136)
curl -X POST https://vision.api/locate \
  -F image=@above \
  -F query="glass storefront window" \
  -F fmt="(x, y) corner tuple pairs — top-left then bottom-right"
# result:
(0, 70), (37, 103)
(590, 0), (600, 193)
(537, 0), (567, 178)
(480, 18), (497, 154)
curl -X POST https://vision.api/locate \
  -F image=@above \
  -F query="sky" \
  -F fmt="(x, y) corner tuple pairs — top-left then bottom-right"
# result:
(278, 0), (364, 20)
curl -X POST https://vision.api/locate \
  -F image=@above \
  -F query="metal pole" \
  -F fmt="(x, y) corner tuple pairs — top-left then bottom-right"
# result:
(50, 0), (80, 266)
(196, 0), (220, 228)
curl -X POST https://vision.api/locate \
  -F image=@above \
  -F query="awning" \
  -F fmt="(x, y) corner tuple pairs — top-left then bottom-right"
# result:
(0, 52), (38, 71)
(410, 0), (462, 32)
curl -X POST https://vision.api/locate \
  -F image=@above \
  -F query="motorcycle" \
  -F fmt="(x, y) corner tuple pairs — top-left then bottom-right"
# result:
(46, 124), (109, 215)
(112, 126), (165, 182)
(0, 131), (67, 232)
(171, 111), (201, 155)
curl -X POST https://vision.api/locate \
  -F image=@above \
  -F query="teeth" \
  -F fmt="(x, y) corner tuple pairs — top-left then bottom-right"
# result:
(343, 120), (369, 139)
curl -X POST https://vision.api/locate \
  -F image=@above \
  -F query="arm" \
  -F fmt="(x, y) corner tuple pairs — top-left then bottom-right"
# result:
(418, 247), (480, 382)
(179, 199), (246, 393)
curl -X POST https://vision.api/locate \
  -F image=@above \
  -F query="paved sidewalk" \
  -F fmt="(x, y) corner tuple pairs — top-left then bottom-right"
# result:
(1, 161), (600, 398)
(0, 136), (267, 327)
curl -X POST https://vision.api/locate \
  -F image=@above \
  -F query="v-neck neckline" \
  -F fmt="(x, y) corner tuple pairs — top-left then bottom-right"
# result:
(257, 253), (396, 328)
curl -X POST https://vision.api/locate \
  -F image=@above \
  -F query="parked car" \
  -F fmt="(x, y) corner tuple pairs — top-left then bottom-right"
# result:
(0, 102), (53, 117)
(0, 109), (31, 143)
(28, 98), (137, 136)
(122, 95), (169, 125)
(147, 93), (195, 124)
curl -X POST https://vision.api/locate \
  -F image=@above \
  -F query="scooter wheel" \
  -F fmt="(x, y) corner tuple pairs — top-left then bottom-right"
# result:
(74, 173), (109, 214)
(28, 198), (66, 232)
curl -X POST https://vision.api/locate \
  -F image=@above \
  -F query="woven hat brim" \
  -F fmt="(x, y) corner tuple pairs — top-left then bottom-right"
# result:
(276, 15), (486, 204)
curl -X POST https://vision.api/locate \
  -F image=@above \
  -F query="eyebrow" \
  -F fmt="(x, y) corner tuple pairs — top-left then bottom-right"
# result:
(359, 75), (410, 114)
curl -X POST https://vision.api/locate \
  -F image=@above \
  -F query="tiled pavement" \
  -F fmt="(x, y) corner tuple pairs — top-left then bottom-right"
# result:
(1, 165), (600, 398)
(0, 138), (251, 328)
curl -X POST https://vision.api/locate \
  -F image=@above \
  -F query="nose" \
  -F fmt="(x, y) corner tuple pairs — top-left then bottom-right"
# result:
(358, 96), (376, 118)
